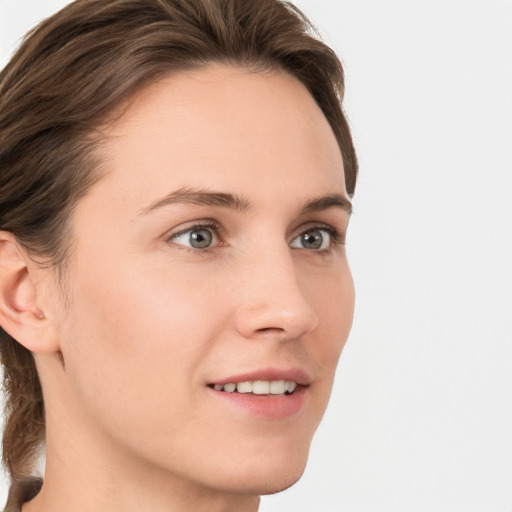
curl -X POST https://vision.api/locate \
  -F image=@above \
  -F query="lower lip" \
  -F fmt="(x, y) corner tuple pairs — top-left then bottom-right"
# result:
(207, 386), (307, 420)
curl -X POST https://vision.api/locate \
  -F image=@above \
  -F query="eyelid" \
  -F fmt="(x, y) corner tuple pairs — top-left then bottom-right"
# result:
(164, 219), (345, 254)
(165, 219), (225, 253)
(289, 222), (345, 245)
(167, 219), (220, 239)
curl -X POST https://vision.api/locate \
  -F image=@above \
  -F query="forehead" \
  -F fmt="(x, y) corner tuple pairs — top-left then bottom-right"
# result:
(91, 64), (346, 212)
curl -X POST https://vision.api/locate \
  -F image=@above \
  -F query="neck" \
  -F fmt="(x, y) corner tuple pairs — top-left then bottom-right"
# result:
(24, 430), (260, 512)
(25, 356), (260, 512)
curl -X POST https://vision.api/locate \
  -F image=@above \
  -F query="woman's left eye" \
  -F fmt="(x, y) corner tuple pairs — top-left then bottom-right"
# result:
(290, 228), (335, 251)
(171, 225), (219, 249)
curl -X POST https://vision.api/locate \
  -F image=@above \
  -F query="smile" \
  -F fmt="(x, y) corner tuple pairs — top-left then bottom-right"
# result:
(209, 380), (298, 395)
(206, 368), (310, 418)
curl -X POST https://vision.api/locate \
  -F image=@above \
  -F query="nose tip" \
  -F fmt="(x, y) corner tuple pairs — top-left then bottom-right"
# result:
(235, 301), (319, 341)
(236, 305), (318, 341)
(233, 261), (319, 341)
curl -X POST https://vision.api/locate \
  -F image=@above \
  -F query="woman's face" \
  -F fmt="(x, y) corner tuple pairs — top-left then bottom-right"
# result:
(50, 65), (354, 495)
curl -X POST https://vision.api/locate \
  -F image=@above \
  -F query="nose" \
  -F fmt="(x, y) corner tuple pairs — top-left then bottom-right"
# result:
(233, 246), (319, 342)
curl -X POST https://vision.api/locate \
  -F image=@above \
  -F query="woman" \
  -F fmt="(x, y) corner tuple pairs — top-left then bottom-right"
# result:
(0, 0), (357, 510)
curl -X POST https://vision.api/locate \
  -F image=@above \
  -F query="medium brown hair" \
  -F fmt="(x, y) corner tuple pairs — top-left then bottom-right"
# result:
(0, 0), (358, 482)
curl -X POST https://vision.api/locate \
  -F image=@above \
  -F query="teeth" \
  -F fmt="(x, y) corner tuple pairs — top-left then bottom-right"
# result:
(270, 380), (286, 394)
(285, 381), (297, 393)
(253, 381), (270, 394)
(223, 383), (236, 393)
(212, 380), (298, 395)
(237, 381), (253, 393)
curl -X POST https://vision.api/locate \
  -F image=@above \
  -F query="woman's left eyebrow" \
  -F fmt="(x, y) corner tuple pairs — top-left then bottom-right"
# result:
(139, 187), (352, 216)
(300, 194), (353, 216)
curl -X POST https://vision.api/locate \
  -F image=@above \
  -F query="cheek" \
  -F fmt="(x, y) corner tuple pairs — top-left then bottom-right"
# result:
(67, 254), (223, 349)
(308, 262), (354, 400)
(325, 270), (354, 356)
(305, 258), (354, 352)
(59, 260), (227, 433)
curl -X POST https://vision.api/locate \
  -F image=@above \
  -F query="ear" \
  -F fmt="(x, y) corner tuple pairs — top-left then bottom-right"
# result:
(0, 231), (59, 353)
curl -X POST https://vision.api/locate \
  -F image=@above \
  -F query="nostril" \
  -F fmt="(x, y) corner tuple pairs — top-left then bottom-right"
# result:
(234, 296), (318, 340)
(256, 327), (285, 333)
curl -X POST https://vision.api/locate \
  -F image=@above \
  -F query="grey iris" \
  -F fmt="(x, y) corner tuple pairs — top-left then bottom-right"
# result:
(301, 229), (323, 249)
(189, 228), (213, 248)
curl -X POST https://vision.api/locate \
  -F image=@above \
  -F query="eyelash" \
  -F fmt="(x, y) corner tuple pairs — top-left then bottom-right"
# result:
(168, 220), (224, 254)
(167, 220), (345, 255)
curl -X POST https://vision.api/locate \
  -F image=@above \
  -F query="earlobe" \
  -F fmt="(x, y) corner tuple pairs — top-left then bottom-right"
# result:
(0, 232), (59, 353)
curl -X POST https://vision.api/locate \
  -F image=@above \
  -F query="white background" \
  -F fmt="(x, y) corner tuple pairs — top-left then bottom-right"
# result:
(1, 1), (511, 511)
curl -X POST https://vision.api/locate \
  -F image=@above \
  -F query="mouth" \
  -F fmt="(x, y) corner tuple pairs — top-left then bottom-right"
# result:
(207, 380), (299, 396)
(206, 369), (310, 419)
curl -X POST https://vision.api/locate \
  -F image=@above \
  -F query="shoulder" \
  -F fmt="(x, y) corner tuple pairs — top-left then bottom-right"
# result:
(3, 477), (43, 512)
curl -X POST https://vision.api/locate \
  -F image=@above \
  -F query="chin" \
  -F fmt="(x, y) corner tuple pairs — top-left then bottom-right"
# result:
(224, 467), (307, 496)
(252, 465), (307, 496)
(212, 443), (310, 496)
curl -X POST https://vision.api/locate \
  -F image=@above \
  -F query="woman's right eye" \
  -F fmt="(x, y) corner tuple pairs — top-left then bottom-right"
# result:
(170, 225), (219, 250)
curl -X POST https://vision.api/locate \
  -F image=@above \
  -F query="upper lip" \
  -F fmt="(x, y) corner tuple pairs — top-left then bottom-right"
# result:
(208, 367), (311, 387)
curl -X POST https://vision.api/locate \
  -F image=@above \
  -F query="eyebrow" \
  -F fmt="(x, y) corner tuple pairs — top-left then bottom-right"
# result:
(139, 187), (352, 216)
(300, 194), (352, 216)
(140, 187), (252, 214)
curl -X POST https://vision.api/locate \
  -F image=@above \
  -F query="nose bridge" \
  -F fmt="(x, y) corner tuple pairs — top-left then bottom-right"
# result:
(233, 239), (318, 340)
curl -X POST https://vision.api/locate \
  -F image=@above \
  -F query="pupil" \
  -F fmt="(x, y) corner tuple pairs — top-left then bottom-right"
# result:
(190, 229), (213, 248)
(302, 230), (323, 249)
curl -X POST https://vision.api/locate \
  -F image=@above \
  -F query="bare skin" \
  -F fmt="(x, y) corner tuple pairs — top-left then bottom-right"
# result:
(0, 65), (354, 512)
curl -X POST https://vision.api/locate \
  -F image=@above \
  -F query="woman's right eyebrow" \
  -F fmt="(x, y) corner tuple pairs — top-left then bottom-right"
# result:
(139, 187), (252, 215)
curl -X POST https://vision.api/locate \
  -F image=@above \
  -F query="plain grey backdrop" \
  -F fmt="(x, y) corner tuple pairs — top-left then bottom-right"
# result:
(1, 1), (511, 511)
